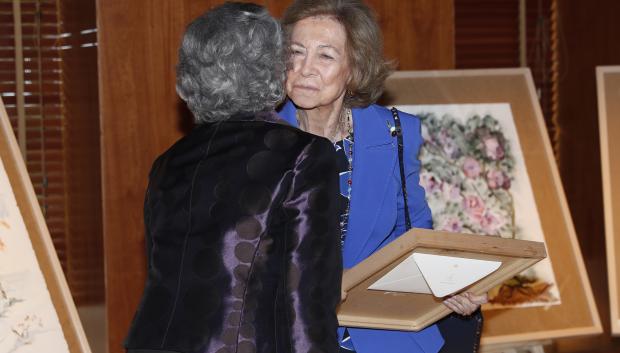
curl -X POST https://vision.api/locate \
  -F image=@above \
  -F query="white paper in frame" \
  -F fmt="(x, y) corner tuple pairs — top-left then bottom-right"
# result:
(382, 69), (601, 344)
(0, 158), (70, 353)
(0, 97), (91, 353)
(368, 252), (502, 298)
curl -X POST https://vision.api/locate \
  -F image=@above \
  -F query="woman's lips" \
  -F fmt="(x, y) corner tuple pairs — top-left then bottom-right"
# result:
(293, 84), (319, 91)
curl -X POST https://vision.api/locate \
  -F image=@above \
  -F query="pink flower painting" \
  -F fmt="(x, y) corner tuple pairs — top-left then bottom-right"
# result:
(415, 110), (557, 307)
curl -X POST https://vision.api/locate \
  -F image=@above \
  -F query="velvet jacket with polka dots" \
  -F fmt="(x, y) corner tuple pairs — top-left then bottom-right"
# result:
(124, 112), (342, 353)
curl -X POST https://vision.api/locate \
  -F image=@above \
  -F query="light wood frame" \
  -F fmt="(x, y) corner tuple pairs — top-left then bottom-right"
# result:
(597, 66), (620, 335)
(339, 228), (546, 331)
(382, 68), (601, 344)
(0, 97), (91, 353)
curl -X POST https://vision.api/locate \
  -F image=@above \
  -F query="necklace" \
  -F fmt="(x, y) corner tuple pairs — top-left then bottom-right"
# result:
(339, 129), (354, 247)
(296, 107), (353, 142)
(296, 107), (354, 247)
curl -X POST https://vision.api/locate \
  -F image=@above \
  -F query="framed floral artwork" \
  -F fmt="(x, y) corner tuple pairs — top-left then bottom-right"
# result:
(398, 103), (560, 309)
(597, 66), (620, 335)
(0, 98), (91, 353)
(382, 69), (601, 345)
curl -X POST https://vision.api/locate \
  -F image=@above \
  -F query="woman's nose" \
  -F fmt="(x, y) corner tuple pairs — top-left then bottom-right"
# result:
(299, 56), (315, 77)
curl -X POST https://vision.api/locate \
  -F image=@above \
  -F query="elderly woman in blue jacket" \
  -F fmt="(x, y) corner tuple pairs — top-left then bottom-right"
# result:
(279, 1), (487, 353)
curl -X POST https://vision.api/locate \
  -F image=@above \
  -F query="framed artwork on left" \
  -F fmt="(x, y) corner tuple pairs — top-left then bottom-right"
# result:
(0, 97), (91, 353)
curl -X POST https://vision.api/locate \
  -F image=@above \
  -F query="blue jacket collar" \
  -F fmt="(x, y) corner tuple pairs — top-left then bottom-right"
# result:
(278, 100), (397, 268)
(278, 100), (392, 147)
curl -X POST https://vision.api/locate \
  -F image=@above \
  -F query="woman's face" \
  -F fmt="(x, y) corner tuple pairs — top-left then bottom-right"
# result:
(286, 16), (351, 111)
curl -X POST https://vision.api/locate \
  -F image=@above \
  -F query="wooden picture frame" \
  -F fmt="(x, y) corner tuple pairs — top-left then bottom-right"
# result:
(381, 69), (601, 344)
(597, 66), (620, 335)
(339, 228), (546, 331)
(0, 97), (91, 353)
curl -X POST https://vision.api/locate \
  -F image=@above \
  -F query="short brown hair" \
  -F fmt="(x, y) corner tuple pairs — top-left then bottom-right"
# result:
(282, 0), (393, 107)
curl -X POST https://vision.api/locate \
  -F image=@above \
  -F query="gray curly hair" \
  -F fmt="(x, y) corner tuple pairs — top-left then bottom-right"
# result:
(176, 2), (285, 123)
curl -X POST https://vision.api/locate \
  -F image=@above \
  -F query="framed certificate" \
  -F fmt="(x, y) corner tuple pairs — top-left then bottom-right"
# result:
(338, 228), (546, 331)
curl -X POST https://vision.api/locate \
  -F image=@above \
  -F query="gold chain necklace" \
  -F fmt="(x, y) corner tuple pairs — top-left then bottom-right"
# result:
(296, 107), (353, 142)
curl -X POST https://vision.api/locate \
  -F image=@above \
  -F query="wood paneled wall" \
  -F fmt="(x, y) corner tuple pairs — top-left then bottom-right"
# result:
(553, 1), (620, 351)
(367, 0), (454, 69)
(60, 0), (103, 306)
(97, 1), (453, 352)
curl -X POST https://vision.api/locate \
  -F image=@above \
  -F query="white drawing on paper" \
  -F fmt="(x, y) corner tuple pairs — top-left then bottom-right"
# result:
(0, 158), (69, 353)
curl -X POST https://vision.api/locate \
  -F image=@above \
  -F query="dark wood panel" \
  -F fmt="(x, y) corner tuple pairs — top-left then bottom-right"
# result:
(98, 1), (196, 352)
(366, 0), (454, 69)
(59, 0), (103, 305)
(552, 0), (620, 352)
(98, 1), (454, 352)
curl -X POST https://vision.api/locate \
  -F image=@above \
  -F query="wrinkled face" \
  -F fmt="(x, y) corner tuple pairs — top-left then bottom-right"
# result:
(286, 16), (351, 111)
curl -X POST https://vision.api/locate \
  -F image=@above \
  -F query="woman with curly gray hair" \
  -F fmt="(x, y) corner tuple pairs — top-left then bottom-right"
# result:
(124, 3), (342, 353)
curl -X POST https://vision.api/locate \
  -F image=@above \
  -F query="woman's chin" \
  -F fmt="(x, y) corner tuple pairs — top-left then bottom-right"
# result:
(288, 96), (319, 110)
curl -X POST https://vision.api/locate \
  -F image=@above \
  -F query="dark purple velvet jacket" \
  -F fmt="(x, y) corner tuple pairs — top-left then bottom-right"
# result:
(124, 113), (342, 353)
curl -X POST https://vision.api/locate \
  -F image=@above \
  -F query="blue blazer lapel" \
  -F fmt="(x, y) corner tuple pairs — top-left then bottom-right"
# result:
(278, 102), (398, 268)
(344, 105), (397, 268)
(278, 100), (299, 127)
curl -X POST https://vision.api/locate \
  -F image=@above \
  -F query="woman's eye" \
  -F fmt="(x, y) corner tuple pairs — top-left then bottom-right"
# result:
(320, 53), (334, 60)
(291, 49), (304, 55)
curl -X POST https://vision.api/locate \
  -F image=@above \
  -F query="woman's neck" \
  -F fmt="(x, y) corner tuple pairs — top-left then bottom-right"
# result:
(297, 99), (346, 142)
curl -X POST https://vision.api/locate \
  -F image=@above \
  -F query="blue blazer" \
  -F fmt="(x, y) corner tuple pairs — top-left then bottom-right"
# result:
(279, 101), (444, 353)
